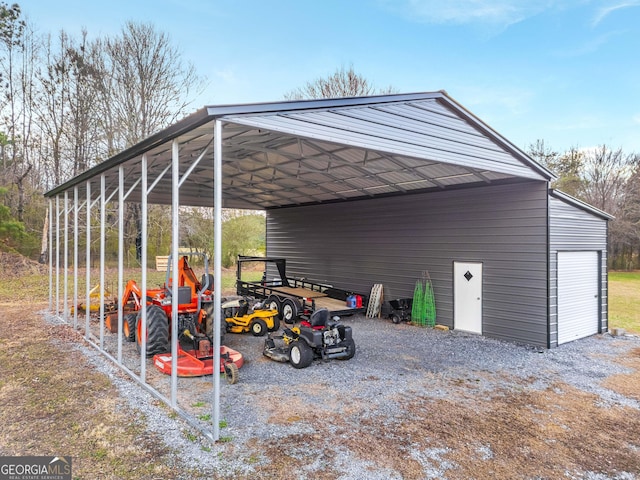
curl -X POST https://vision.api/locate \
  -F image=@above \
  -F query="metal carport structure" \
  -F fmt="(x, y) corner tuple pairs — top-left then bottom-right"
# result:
(44, 90), (554, 440)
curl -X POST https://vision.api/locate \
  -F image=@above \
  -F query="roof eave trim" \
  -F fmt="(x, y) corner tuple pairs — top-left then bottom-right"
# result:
(209, 92), (444, 118)
(45, 107), (213, 197)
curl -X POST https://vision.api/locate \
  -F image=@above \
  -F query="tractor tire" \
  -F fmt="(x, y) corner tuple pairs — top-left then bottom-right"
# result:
(250, 319), (267, 337)
(203, 303), (226, 344)
(224, 362), (239, 385)
(268, 316), (280, 332)
(264, 295), (280, 313)
(136, 305), (170, 358)
(338, 338), (356, 360)
(124, 312), (137, 342)
(281, 298), (299, 324)
(289, 341), (313, 369)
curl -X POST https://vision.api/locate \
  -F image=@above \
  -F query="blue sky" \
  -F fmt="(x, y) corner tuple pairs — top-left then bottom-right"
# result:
(24, 0), (640, 154)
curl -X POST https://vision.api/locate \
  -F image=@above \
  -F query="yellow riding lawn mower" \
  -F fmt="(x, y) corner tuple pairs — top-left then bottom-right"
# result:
(222, 296), (280, 336)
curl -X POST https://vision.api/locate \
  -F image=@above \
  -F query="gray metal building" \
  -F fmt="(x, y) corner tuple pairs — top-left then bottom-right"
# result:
(44, 90), (612, 439)
(46, 90), (611, 355)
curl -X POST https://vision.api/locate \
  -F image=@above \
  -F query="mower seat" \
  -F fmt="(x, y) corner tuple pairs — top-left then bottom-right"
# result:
(237, 299), (249, 317)
(309, 308), (329, 328)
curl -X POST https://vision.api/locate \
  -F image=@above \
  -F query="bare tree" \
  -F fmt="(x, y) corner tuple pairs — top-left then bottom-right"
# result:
(36, 30), (72, 186)
(527, 139), (558, 170)
(66, 30), (101, 176)
(606, 155), (640, 269)
(284, 64), (397, 100)
(527, 140), (584, 197)
(580, 145), (635, 214)
(86, 22), (204, 261)
(91, 21), (203, 153)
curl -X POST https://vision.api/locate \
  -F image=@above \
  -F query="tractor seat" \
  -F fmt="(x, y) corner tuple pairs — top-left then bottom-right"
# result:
(309, 308), (330, 328)
(200, 273), (214, 292)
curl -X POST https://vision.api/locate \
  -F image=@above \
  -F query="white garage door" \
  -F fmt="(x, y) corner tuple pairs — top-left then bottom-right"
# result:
(557, 251), (599, 345)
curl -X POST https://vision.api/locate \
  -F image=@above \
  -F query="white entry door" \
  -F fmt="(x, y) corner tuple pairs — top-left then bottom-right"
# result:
(454, 262), (483, 334)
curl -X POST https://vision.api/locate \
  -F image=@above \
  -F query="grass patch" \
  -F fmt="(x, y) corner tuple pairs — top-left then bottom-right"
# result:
(0, 304), (178, 479)
(608, 271), (640, 333)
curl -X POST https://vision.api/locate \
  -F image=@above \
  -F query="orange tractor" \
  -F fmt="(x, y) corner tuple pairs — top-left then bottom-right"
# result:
(108, 254), (243, 382)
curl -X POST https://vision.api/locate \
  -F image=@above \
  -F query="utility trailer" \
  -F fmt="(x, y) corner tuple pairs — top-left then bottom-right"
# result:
(236, 256), (366, 323)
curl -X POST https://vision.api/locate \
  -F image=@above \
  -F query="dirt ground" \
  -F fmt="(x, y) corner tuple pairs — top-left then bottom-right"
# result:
(1, 252), (640, 479)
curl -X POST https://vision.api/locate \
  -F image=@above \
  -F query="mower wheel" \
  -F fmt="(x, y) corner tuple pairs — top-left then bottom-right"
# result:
(268, 316), (281, 332)
(124, 313), (137, 342)
(391, 314), (401, 324)
(289, 340), (313, 369)
(250, 319), (267, 336)
(281, 298), (299, 324)
(224, 362), (239, 385)
(338, 338), (356, 360)
(136, 305), (170, 358)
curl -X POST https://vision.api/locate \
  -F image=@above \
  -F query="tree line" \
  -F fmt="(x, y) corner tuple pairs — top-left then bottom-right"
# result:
(527, 140), (640, 269)
(1, 2), (639, 269)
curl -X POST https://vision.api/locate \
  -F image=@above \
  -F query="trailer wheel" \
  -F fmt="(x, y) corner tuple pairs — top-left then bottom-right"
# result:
(391, 313), (402, 324)
(224, 362), (239, 385)
(124, 312), (137, 341)
(289, 341), (313, 369)
(136, 305), (170, 358)
(250, 319), (267, 336)
(338, 338), (356, 360)
(281, 298), (298, 324)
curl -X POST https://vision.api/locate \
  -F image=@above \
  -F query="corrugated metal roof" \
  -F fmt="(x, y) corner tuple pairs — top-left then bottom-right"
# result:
(45, 91), (555, 209)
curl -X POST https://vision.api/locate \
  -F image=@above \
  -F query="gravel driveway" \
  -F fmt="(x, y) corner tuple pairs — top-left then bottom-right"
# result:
(69, 312), (640, 479)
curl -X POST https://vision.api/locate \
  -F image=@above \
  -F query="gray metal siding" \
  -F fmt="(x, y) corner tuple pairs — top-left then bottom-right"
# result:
(267, 181), (549, 347)
(549, 197), (608, 347)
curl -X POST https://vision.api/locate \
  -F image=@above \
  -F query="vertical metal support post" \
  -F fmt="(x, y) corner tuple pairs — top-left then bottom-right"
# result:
(117, 166), (125, 363)
(73, 186), (79, 329)
(48, 199), (53, 311)
(86, 182), (92, 340)
(100, 174), (106, 350)
(140, 154), (148, 381)
(212, 119), (223, 441)
(140, 153), (148, 382)
(64, 191), (69, 321)
(55, 195), (60, 315)
(170, 139), (180, 407)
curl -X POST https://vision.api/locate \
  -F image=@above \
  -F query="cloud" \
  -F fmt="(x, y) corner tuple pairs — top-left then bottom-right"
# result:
(380, 0), (554, 28)
(592, 1), (640, 26)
